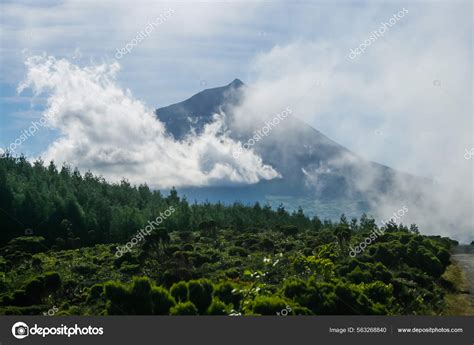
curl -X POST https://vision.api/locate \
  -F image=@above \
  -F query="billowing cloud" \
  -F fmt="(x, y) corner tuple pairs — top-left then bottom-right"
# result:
(18, 55), (280, 188)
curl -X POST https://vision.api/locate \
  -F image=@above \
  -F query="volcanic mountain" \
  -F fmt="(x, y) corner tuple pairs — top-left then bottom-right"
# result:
(155, 79), (426, 219)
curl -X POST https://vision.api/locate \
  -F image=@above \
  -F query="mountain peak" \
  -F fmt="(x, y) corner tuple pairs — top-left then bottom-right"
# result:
(155, 79), (245, 140)
(228, 78), (244, 88)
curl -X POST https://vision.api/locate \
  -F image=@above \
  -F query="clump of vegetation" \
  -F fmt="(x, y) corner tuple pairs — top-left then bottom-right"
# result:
(170, 302), (198, 315)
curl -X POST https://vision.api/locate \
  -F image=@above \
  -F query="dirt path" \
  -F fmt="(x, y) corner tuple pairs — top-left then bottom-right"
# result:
(451, 245), (474, 304)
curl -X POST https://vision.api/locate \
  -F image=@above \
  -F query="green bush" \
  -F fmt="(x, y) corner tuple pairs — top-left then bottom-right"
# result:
(170, 301), (198, 315)
(436, 248), (450, 268)
(188, 279), (213, 314)
(407, 243), (444, 277)
(295, 280), (338, 315)
(207, 298), (228, 315)
(214, 282), (243, 308)
(361, 281), (393, 304)
(130, 277), (153, 314)
(347, 266), (372, 284)
(170, 281), (188, 303)
(282, 279), (307, 300)
(334, 282), (384, 315)
(103, 279), (176, 315)
(251, 296), (290, 315)
(372, 263), (392, 283)
(151, 287), (175, 315)
(104, 281), (131, 315)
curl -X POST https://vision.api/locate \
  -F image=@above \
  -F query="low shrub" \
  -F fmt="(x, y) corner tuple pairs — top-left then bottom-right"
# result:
(170, 301), (198, 315)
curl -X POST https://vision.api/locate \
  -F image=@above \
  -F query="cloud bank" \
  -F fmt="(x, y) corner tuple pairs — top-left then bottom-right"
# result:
(229, 3), (473, 242)
(18, 55), (279, 188)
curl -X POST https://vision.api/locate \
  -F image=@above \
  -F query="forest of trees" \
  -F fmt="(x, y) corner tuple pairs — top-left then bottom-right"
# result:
(0, 155), (459, 315)
(0, 155), (325, 248)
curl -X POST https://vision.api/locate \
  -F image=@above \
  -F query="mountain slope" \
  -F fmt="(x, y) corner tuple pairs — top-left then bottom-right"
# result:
(155, 79), (426, 218)
(156, 79), (244, 140)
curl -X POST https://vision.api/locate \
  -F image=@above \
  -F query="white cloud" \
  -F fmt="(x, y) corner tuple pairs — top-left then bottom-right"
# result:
(18, 54), (280, 188)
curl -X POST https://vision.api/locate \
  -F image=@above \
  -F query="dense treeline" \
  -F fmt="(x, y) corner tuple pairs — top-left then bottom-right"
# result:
(0, 156), (318, 248)
(0, 156), (459, 315)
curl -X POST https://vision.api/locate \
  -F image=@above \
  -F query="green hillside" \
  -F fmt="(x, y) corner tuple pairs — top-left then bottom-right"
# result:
(0, 156), (461, 315)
